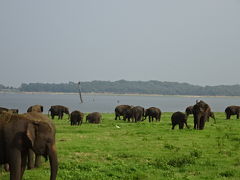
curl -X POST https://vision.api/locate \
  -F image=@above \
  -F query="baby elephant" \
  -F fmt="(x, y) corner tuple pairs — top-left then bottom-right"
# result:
(86, 112), (102, 124)
(171, 111), (189, 130)
(70, 110), (84, 125)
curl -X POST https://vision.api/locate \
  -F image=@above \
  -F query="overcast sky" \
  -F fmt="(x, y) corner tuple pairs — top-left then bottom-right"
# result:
(0, 0), (240, 87)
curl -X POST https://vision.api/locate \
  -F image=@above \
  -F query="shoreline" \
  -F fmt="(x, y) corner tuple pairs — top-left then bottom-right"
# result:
(0, 91), (240, 98)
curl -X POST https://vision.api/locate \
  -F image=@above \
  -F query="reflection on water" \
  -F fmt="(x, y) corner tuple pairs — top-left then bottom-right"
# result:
(0, 92), (239, 113)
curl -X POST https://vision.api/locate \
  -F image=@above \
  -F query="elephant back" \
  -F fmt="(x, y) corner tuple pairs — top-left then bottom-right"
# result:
(86, 112), (101, 123)
(27, 105), (43, 113)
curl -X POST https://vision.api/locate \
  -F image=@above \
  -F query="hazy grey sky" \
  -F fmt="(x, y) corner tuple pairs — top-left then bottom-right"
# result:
(0, 0), (240, 87)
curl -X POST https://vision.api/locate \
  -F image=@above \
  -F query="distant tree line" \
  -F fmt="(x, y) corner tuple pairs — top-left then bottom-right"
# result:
(8, 80), (239, 96)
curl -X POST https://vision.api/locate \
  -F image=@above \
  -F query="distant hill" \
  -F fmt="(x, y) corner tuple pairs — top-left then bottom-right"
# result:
(0, 84), (17, 92)
(17, 80), (240, 96)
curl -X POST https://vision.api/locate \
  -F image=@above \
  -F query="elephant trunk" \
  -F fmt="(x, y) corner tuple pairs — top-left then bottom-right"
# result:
(48, 144), (58, 180)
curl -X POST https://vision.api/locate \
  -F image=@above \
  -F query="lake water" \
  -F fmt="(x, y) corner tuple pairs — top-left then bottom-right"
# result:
(0, 92), (240, 113)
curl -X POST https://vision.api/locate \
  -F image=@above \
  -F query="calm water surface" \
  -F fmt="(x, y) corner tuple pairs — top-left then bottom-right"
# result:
(0, 92), (240, 113)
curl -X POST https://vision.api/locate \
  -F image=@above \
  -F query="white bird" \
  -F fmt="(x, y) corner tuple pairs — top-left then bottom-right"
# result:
(115, 125), (120, 128)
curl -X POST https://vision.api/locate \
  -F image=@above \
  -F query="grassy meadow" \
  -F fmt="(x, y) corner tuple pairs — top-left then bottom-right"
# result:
(1, 112), (240, 180)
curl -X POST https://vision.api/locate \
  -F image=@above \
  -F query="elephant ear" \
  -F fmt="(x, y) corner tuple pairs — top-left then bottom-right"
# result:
(26, 122), (38, 148)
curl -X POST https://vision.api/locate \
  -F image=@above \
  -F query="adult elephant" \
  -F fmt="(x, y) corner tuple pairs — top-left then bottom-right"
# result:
(0, 107), (19, 114)
(0, 112), (58, 180)
(192, 100), (212, 130)
(86, 112), (101, 124)
(27, 105), (43, 113)
(115, 105), (132, 120)
(225, 106), (240, 119)
(144, 107), (161, 122)
(9, 109), (19, 114)
(124, 106), (144, 122)
(70, 111), (84, 125)
(185, 106), (193, 117)
(48, 105), (70, 120)
(171, 111), (189, 130)
(27, 104), (44, 169)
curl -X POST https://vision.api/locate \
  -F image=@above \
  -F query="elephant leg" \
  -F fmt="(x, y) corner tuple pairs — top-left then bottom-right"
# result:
(237, 113), (239, 119)
(172, 124), (176, 130)
(194, 120), (197, 129)
(227, 113), (231, 119)
(9, 148), (22, 180)
(27, 149), (35, 169)
(34, 155), (41, 168)
(185, 121), (189, 129)
(21, 152), (27, 179)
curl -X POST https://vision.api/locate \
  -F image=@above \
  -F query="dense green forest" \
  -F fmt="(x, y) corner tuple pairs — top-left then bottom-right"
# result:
(0, 80), (239, 96)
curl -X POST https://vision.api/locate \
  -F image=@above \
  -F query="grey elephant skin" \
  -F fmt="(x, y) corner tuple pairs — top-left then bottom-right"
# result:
(86, 112), (102, 124)
(225, 105), (240, 119)
(48, 105), (70, 120)
(0, 112), (58, 180)
(145, 107), (161, 122)
(70, 110), (84, 125)
(171, 111), (189, 130)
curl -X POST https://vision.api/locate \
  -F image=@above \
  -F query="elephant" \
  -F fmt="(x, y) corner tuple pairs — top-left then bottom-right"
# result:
(192, 100), (212, 130)
(70, 110), (84, 125)
(0, 112), (58, 180)
(0, 107), (9, 114)
(27, 105), (44, 168)
(206, 111), (216, 123)
(144, 107), (161, 122)
(124, 106), (144, 123)
(0, 107), (18, 114)
(114, 105), (132, 120)
(27, 105), (43, 113)
(86, 112), (102, 124)
(171, 111), (189, 130)
(48, 105), (70, 120)
(185, 106), (193, 117)
(9, 109), (19, 114)
(225, 105), (240, 119)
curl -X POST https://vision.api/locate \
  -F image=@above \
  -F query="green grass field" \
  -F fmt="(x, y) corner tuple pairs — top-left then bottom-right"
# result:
(1, 112), (240, 180)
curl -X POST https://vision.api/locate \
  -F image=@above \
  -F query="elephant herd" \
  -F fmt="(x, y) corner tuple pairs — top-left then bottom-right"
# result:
(115, 101), (240, 130)
(115, 105), (161, 123)
(48, 105), (102, 125)
(1, 102), (240, 180)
